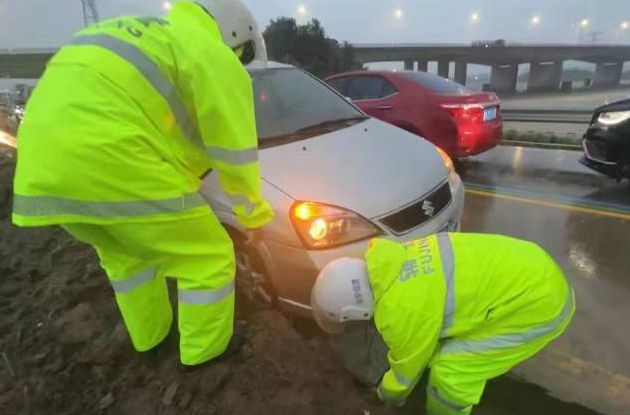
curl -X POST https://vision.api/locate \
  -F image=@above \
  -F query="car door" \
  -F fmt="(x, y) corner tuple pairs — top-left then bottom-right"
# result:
(345, 75), (399, 123)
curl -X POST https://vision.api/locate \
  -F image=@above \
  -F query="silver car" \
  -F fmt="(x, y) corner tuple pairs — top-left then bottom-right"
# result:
(201, 62), (465, 316)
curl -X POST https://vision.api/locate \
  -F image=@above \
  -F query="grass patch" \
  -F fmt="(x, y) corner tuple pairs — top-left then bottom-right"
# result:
(503, 130), (581, 149)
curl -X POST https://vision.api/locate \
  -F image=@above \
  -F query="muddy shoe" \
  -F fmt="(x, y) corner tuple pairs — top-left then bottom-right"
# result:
(215, 330), (246, 362)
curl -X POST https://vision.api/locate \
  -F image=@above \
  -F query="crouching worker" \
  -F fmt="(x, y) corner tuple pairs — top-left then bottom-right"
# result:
(311, 233), (575, 415)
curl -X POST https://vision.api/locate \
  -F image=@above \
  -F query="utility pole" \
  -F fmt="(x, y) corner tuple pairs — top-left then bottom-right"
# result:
(81, 0), (100, 27)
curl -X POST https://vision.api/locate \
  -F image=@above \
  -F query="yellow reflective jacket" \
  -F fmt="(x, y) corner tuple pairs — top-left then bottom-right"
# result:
(366, 233), (573, 404)
(13, 1), (273, 228)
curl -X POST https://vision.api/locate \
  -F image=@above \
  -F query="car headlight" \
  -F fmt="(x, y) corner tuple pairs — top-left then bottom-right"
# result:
(291, 202), (381, 249)
(598, 110), (630, 126)
(436, 147), (459, 185)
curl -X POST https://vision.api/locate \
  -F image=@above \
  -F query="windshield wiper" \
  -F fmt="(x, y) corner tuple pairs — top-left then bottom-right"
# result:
(295, 116), (368, 133)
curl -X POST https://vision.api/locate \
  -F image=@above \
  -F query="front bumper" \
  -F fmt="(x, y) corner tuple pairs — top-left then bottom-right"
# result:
(580, 131), (627, 180)
(258, 176), (466, 316)
(579, 155), (621, 179)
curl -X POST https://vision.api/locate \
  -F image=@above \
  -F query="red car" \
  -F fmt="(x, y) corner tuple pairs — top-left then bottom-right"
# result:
(325, 70), (502, 158)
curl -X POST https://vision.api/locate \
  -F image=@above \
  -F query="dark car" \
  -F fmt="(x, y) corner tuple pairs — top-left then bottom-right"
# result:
(580, 99), (630, 186)
(325, 70), (502, 158)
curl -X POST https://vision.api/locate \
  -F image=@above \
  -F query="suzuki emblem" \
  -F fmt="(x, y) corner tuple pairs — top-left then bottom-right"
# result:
(422, 200), (435, 217)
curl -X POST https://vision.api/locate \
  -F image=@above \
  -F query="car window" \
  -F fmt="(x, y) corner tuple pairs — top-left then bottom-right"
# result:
(249, 68), (364, 144)
(403, 72), (472, 95)
(326, 77), (351, 95)
(381, 79), (398, 97)
(346, 76), (397, 100)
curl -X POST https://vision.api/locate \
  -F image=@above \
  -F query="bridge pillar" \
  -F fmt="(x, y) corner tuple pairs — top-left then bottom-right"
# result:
(454, 61), (468, 85)
(438, 60), (450, 78)
(490, 63), (518, 95)
(528, 61), (563, 92)
(417, 60), (428, 72)
(593, 62), (623, 88)
(404, 59), (414, 70)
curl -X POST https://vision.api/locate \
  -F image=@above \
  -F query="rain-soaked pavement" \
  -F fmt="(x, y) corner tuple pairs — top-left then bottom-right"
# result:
(458, 145), (630, 415)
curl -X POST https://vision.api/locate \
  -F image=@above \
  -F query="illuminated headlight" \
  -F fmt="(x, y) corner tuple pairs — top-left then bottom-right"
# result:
(436, 147), (459, 186)
(598, 110), (630, 126)
(291, 202), (381, 249)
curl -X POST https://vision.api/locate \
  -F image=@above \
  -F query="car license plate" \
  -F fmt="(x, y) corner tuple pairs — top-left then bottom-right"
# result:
(483, 107), (497, 122)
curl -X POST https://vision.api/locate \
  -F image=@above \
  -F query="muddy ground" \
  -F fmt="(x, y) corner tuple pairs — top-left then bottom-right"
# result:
(0, 145), (601, 415)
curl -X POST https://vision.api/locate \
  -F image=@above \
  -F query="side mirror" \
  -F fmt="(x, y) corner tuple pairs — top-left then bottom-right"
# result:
(345, 96), (353, 102)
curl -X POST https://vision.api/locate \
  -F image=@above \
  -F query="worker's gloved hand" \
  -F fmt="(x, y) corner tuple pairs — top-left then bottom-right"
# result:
(234, 199), (275, 230)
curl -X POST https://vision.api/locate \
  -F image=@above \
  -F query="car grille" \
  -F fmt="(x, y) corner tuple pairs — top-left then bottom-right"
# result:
(584, 140), (612, 163)
(379, 182), (452, 234)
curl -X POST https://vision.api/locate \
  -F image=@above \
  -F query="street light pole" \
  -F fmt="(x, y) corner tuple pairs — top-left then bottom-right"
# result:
(578, 18), (590, 43)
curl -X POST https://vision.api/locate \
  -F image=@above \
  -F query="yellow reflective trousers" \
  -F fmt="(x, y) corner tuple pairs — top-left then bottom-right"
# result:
(367, 233), (575, 415)
(64, 207), (234, 365)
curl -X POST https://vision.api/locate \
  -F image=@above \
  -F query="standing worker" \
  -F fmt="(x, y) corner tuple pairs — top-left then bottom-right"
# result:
(311, 233), (575, 414)
(12, 0), (274, 366)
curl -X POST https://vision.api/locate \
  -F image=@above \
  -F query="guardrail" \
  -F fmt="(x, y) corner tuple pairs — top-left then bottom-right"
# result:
(501, 109), (593, 124)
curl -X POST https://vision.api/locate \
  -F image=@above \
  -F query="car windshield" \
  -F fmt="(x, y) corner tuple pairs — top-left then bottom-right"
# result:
(249, 67), (366, 146)
(403, 71), (473, 95)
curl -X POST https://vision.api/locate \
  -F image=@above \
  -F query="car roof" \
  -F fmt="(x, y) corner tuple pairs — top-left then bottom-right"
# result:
(326, 70), (413, 79)
(246, 60), (294, 71)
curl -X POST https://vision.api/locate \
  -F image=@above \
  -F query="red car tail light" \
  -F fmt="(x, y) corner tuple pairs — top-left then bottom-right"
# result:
(440, 104), (484, 122)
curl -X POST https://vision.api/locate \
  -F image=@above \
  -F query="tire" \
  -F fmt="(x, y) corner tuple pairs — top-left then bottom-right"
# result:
(228, 230), (278, 310)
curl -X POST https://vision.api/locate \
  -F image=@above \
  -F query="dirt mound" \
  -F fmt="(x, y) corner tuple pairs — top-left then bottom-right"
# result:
(0, 146), (380, 415)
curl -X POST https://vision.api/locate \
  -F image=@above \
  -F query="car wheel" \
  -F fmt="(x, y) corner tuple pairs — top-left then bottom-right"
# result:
(232, 233), (278, 309)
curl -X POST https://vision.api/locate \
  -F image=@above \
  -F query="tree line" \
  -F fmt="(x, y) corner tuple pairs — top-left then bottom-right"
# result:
(263, 17), (360, 77)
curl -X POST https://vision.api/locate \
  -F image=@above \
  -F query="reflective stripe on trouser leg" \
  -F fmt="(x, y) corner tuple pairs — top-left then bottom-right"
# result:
(178, 280), (235, 365)
(110, 268), (173, 352)
(426, 290), (575, 415)
(61, 224), (173, 353)
(426, 386), (472, 415)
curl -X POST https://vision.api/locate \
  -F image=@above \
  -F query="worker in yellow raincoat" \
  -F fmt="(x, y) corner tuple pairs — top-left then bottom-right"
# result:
(12, 0), (274, 366)
(311, 233), (575, 414)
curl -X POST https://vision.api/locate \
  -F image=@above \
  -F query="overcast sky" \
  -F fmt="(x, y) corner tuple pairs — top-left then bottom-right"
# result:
(0, 0), (629, 49)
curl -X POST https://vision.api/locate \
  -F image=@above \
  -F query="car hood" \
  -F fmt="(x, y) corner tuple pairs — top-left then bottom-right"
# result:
(260, 118), (448, 219)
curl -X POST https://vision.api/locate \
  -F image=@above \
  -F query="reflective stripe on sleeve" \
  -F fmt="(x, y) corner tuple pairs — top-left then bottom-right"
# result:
(178, 281), (235, 305)
(394, 371), (414, 388)
(110, 268), (156, 294)
(427, 386), (469, 412)
(440, 289), (575, 354)
(206, 146), (258, 165)
(13, 193), (207, 218)
(437, 233), (455, 335)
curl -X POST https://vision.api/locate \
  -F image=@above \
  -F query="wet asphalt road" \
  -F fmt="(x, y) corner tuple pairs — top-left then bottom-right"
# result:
(458, 145), (630, 415)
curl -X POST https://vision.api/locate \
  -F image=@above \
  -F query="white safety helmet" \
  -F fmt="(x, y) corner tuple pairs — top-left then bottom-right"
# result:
(311, 258), (375, 334)
(196, 0), (268, 65)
